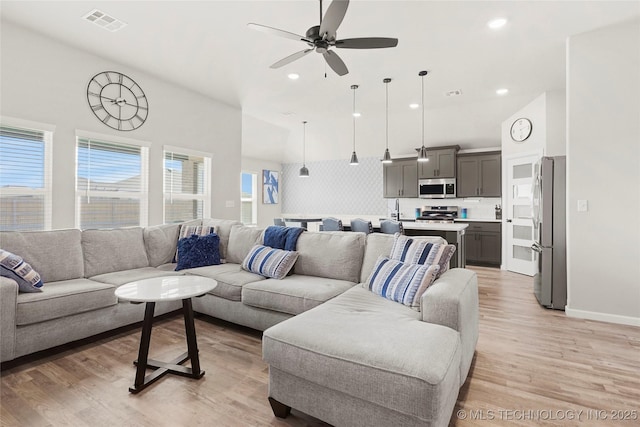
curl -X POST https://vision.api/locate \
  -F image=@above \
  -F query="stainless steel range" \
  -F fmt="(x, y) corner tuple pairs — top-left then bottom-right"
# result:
(416, 206), (459, 223)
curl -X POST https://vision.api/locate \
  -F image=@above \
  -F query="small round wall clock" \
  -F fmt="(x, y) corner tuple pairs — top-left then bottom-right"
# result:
(86, 71), (148, 131)
(510, 117), (532, 142)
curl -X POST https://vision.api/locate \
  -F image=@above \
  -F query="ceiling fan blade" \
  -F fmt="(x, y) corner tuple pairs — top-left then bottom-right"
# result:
(247, 23), (311, 43)
(323, 50), (349, 76)
(270, 49), (314, 69)
(319, 0), (349, 41)
(335, 37), (399, 49)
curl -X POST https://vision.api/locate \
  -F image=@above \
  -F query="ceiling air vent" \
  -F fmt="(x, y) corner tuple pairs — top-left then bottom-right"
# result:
(82, 9), (127, 32)
(445, 89), (463, 97)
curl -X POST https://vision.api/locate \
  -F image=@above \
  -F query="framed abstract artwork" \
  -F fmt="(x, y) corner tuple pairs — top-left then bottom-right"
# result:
(263, 170), (279, 204)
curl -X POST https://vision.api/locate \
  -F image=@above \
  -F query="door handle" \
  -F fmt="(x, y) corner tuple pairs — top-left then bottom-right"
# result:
(531, 242), (542, 253)
(506, 219), (512, 223)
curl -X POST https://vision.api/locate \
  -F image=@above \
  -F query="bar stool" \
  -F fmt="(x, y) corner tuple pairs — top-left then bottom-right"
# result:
(350, 218), (373, 234)
(321, 217), (343, 231)
(380, 219), (403, 235)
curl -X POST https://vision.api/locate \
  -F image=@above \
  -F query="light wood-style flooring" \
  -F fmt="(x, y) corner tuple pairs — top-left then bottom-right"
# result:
(1, 266), (639, 426)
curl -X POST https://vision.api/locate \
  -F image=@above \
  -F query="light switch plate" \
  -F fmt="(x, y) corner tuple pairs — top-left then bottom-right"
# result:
(577, 199), (588, 212)
(225, 200), (235, 208)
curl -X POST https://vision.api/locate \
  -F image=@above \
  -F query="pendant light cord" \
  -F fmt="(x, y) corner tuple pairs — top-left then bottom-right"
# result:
(421, 74), (425, 148)
(352, 86), (356, 152)
(385, 81), (389, 150)
(303, 121), (307, 166)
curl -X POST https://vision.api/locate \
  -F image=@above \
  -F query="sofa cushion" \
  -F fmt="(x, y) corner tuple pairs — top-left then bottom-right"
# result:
(16, 278), (117, 325)
(182, 263), (264, 301)
(201, 219), (243, 260)
(0, 249), (43, 292)
(0, 229), (84, 282)
(293, 231), (365, 283)
(90, 267), (182, 286)
(242, 245), (299, 280)
(360, 233), (395, 282)
(262, 286), (462, 421)
(366, 256), (439, 310)
(82, 228), (149, 277)
(143, 223), (181, 267)
(226, 225), (264, 264)
(175, 233), (221, 271)
(242, 275), (354, 315)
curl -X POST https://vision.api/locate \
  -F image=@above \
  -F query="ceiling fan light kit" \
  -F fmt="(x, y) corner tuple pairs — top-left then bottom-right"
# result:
(299, 121), (310, 177)
(248, 0), (398, 76)
(417, 70), (430, 162)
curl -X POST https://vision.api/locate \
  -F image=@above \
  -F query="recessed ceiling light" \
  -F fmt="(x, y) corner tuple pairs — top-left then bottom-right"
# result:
(352, 112), (361, 117)
(488, 18), (507, 29)
(287, 73), (300, 80)
(496, 88), (509, 95)
(409, 103), (420, 109)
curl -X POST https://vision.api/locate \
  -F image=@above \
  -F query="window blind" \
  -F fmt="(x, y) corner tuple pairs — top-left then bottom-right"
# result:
(77, 137), (148, 229)
(0, 125), (51, 231)
(240, 172), (257, 226)
(164, 149), (210, 223)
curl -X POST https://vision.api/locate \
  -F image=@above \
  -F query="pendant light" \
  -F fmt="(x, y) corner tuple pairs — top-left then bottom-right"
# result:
(381, 78), (392, 163)
(299, 121), (309, 177)
(349, 84), (359, 165)
(417, 70), (429, 162)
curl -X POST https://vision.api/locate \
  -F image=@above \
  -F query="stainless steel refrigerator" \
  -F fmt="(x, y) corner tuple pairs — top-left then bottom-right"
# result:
(531, 156), (567, 310)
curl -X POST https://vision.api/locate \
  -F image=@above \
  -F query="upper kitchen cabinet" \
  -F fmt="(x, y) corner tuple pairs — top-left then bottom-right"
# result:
(457, 152), (502, 197)
(418, 146), (459, 179)
(383, 158), (418, 198)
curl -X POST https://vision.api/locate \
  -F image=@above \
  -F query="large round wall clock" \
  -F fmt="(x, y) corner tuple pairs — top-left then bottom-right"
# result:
(86, 71), (148, 131)
(510, 117), (532, 142)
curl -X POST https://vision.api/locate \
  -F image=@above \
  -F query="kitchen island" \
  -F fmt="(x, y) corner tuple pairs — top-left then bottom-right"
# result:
(343, 220), (468, 268)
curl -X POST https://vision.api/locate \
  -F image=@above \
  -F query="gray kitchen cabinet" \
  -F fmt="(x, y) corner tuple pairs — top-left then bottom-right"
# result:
(456, 152), (501, 197)
(460, 221), (501, 266)
(383, 158), (418, 198)
(418, 147), (458, 179)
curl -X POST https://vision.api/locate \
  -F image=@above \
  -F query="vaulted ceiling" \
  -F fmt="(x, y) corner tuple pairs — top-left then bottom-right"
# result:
(2, 1), (639, 163)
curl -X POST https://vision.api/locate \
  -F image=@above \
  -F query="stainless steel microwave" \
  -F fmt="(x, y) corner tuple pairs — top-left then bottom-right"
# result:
(419, 178), (456, 199)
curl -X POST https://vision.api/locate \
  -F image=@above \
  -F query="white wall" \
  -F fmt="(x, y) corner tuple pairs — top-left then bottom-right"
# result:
(241, 157), (282, 228)
(565, 20), (640, 326)
(0, 21), (242, 228)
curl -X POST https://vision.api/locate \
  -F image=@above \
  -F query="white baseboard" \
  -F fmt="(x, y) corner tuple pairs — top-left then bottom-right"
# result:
(565, 307), (640, 327)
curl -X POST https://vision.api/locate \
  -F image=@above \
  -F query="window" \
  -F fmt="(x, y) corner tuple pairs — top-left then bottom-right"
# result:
(0, 120), (53, 231)
(241, 172), (257, 226)
(76, 133), (149, 229)
(163, 146), (211, 223)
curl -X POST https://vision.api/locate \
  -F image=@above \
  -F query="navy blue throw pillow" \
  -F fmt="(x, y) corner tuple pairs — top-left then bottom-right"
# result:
(175, 233), (221, 271)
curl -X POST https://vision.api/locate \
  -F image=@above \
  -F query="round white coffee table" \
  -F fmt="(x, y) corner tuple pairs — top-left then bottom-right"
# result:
(115, 275), (217, 394)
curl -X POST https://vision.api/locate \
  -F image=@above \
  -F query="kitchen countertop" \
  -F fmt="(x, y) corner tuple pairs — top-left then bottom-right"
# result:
(402, 222), (468, 232)
(454, 218), (502, 223)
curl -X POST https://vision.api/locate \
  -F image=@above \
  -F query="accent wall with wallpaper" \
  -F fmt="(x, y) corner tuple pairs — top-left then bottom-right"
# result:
(281, 156), (500, 220)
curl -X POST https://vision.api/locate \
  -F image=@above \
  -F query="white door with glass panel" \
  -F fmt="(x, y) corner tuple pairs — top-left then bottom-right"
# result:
(505, 154), (539, 276)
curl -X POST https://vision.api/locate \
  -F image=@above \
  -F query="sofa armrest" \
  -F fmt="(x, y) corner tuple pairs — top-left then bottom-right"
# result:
(420, 268), (479, 383)
(1, 276), (18, 362)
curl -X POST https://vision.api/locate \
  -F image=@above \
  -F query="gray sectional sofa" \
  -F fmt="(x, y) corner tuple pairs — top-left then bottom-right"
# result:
(0, 219), (478, 426)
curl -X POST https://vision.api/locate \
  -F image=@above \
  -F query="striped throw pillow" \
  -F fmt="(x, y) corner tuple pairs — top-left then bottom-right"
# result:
(366, 256), (439, 310)
(242, 245), (299, 280)
(0, 249), (44, 293)
(389, 233), (441, 265)
(175, 225), (215, 262)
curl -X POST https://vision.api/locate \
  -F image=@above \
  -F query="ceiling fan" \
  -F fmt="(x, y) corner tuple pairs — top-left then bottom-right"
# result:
(248, 0), (398, 76)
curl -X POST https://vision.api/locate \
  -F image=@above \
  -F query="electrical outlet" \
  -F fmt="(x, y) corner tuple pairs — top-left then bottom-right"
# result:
(577, 200), (588, 212)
